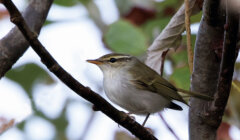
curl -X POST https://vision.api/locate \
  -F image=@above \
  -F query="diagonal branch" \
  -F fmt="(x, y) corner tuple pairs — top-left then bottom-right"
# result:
(0, 0), (53, 78)
(0, 0), (157, 139)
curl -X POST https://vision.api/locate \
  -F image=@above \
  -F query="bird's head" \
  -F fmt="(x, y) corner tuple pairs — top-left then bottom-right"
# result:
(87, 53), (136, 73)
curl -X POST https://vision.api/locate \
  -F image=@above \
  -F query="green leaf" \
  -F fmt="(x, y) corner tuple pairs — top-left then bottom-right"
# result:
(44, 20), (57, 26)
(157, 0), (180, 8)
(54, 0), (78, 7)
(191, 11), (202, 23)
(182, 34), (197, 45)
(169, 34), (196, 65)
(171, 50), (188, 65)
(114, 0), (133, 15)
(17, 120), (26, 130)
(155, 0), (181, 17)
(6, 63), (55, 95)
(104, 20), (147, 56)
(78, 0), (92, 5)
(170, 66), (190, 90)
(142, 18), (170, 42)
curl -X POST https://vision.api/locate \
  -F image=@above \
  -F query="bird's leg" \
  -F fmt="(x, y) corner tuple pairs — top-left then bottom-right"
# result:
(142, 113), (150, 126)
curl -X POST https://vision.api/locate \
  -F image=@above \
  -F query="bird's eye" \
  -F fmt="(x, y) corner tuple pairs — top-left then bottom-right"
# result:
(109, 58), (117, 63)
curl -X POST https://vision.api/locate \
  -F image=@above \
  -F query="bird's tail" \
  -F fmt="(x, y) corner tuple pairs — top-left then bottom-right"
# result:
(177, 88), (214, 101)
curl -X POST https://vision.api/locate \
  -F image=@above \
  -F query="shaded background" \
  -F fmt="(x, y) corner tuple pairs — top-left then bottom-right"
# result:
(0, 0), (239, 139)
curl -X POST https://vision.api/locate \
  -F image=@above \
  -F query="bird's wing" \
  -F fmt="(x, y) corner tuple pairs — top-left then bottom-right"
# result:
(131, 75), (188, 105)
(129, 59), (188, 105)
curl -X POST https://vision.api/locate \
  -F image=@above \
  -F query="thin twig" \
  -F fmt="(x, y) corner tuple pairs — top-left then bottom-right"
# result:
(0, 0), (157, 139)
(184, 0), (194, 73)
(159, 113), (180, 140)
(159, 53), (180, 140)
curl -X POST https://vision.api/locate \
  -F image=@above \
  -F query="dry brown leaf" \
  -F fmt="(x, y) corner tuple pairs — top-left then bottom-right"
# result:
(146, 0), (201, 73)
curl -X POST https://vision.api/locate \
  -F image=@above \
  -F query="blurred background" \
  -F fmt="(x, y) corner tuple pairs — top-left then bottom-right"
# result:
(0, 0), (239, 139)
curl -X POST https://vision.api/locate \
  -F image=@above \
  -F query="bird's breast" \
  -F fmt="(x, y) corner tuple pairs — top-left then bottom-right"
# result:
(103, 70), (131, 105)
(102, 69), (170, 114)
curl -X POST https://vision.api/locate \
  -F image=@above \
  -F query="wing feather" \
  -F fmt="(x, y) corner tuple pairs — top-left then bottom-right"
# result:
(129, 59), (188, 105)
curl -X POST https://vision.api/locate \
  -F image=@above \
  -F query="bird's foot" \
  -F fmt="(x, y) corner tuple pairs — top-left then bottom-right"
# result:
(126, 112), (136, 120)
(145, 127), (154, 135)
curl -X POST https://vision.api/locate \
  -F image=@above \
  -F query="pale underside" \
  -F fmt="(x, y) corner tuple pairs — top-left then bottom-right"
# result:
(103, 68), (170, 115)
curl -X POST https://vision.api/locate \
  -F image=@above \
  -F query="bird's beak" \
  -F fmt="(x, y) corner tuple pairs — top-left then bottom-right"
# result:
(86, 59), (103, 65)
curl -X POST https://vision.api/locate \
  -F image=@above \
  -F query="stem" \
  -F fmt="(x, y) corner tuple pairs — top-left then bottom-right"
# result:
(184, 0), (194, 73)
(159, 113), (180, 140)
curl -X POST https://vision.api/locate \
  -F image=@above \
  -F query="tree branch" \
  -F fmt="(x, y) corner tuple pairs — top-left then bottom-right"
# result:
(208, 3), (239, 135)
(189, 0), (224, 139)
(0, 0), (53, 78)
(189, 0), (239, 139)
(0, 0), (157, 139)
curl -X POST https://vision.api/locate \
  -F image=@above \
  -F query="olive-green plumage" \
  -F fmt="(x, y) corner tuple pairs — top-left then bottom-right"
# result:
(87, 53), (213, 125)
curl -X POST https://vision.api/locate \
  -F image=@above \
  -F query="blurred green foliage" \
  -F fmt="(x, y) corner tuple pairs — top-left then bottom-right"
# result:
(155, 0), (182, 17)
(191, 11), (203, 23)
(142, 18), (171, 42)
(5, 63), (70, 139)
(104, 20), (147, 56)
(170, 66), (190, 90)
(53, 0), (92, 6)
(54, 0), (79, 7)
(6, 63), (55, 95)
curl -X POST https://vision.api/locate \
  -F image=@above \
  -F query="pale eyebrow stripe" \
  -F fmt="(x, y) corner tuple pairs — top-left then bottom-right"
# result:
(103, 56), (132, 62)
(113, 55), (131, 59)
(102, 55), (131, 61)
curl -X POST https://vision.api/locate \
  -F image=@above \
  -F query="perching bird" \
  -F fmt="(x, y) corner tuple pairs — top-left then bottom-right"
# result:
(87, 53), (213, 126)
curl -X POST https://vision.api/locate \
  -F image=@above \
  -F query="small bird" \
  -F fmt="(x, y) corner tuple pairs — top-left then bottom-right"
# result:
(87, 53), (212, 126)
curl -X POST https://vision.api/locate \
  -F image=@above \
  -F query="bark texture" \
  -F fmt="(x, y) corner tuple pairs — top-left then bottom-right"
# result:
(0, 0), (53, 78)
(189, 0), (239, 139)
(189, 0), (224, 139)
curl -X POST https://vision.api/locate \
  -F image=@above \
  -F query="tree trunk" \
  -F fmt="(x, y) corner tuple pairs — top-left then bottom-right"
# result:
(189, 0), (239, 139)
